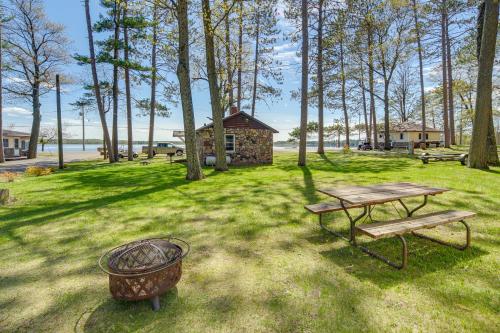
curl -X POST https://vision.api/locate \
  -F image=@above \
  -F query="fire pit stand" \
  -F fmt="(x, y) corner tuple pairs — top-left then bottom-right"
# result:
(99, 237), (189, 311)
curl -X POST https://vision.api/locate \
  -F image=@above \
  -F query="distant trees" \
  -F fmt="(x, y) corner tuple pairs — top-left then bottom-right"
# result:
(4, 0), (69, 159)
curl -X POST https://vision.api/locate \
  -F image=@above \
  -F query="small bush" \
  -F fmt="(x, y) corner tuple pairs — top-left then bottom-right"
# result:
(342, 145), (351, 154)
(1, 172), (19, 182)
(25, 166), (54, 177)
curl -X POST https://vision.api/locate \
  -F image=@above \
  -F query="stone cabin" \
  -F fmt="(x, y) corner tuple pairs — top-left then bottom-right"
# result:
(196, 109), (278, 165)
(2, 129), (30, 158)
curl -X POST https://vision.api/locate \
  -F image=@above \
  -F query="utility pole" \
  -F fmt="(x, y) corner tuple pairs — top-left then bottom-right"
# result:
(56, 74), (63, 169)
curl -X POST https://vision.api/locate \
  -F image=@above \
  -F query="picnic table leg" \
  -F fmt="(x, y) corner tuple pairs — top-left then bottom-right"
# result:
(319, 213), (350, 242)
(411, 220), (471, 250)
(357, 235), (408, 270)
(340, 201), (368, 245)
(398, 195), (428, 217)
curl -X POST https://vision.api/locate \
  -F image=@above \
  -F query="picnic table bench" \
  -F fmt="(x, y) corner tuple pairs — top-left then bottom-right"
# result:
(304, 182), (475, 269)
(419, 152), (468, 165)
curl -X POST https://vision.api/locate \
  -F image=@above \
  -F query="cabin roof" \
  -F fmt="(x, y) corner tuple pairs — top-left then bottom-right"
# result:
(197, 111), (279, 133)
(381, 122), (442, 133)
(2, 129), (31, 138)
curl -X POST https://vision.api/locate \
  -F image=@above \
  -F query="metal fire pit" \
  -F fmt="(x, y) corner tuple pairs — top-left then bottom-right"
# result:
(98, 237), (189, 311)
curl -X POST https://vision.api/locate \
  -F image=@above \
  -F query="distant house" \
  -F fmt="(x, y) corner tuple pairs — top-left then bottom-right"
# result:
(379, 122), (443, 147)
(196, 108), (278, 165)
(2, 129), (30, 158)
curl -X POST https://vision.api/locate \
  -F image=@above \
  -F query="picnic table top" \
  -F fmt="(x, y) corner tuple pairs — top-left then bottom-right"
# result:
(318, 182), (449, 205)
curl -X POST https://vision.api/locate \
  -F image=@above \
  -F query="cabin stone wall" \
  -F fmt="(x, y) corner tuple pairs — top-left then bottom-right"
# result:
(197, 128), (274, 165)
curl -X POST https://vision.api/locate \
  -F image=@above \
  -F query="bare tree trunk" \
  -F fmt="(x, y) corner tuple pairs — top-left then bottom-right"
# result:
(339, 36), (349, 147)
(148, 3), (158, 159)
(82, 106), (86, 151)
(251, 0), (260, 117)
(177, 0), (203, 180)
(360, 62), (370, 141)
(0, 20), (4, 163)
(123, 0), (133, 161)
(412, 0), (426, 145)
(367, 24), (377, 147)
(476, 2), (500, 166)
(84, 0), (114, 163)
(298, 0), (308, 166)
(445, 13), (455, 145)
(317, 0), (324, 154)
(28, 81), (40, 159)
(383, 81), (391, 150)
(202, 0), (228, 171)
(440, 3), (450, 148)
(112, 0), (121, 161)
(236, 0), (243, 112)
(469, 0), (498, 169)
(224, 0), (233, 109)
(459, 102), (463, 145)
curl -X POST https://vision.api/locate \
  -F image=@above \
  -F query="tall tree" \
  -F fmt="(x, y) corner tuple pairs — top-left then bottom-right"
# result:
(175, 0), (203, 180)
(82, 0), (115, 162)
(4, 0), (69, 159)
(249, 0), (282, 117)
(223, 0), (234, 108)
(445, 11), (456, 145)
(0, 8), (7, 163)
(469, 0), (499, 168)
(337, 10), (350, 147)
(366, 12), (378, 147)
(70, 97), (93, 151)
(201, 0), (228, 171)
(440, 0), (451, 148)
(236, 0), (243, 112)
(316, 0), (324, 154)
(373, 2), (410, 149)
(123, 0), (133, 160)
(298, 0), (308, 166)
(412, 0), (426, 145)
(148, 2), (158, 159)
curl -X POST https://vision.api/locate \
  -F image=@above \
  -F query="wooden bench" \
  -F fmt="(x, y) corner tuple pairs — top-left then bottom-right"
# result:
(304, 202), (364, 214)
(355, 210), (475, 269)
(419, 153), (468, 165)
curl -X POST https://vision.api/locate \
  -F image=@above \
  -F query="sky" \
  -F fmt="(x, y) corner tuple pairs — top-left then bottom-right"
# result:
(2, 0), (454, 143)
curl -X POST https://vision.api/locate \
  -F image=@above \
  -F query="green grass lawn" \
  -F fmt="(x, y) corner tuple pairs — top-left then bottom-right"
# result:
(1, 152), (499, 332)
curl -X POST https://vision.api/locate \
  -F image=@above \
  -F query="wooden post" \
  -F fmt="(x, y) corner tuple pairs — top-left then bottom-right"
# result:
(409, 140), (415, 155)
(56, 74), (64, 169)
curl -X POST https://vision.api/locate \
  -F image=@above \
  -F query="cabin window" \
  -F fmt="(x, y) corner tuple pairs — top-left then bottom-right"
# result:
(400, 133), (404, 140)
(2, 139), (8, 148)
(419, 133), (429, 140)
(14, 139), (19, 149)
(21, 140), (27, 149)
(225, 134), (235, 153)
(426, 133), (429, 140)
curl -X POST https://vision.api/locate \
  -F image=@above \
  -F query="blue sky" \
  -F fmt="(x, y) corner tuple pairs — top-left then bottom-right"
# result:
(3, 0), (451, 143)
(3, 0), (309, 142)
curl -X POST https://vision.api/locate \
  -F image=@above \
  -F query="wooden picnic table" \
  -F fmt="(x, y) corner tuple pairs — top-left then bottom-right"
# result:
(305, 182), (474, 269)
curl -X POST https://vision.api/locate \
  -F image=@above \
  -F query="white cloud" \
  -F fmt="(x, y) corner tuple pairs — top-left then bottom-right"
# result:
(4, 107), (31, 116)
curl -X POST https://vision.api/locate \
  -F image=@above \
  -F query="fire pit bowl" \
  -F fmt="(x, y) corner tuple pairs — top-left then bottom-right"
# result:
(98, 237), (189, 311)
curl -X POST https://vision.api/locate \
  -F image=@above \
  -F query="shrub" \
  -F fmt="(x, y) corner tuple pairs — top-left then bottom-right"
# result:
(25, 166), (54, 177)
(342, 145), (351, 154)
(1, 172), (19, 182)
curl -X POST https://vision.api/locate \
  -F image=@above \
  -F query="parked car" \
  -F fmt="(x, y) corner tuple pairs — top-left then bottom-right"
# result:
(117, 149), (139, 159)
(142, 142), (184, 156)
(357, 142), (373, 151)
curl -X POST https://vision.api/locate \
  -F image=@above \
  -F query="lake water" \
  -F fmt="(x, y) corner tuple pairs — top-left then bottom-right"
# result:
(39, 144), (145, 153)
